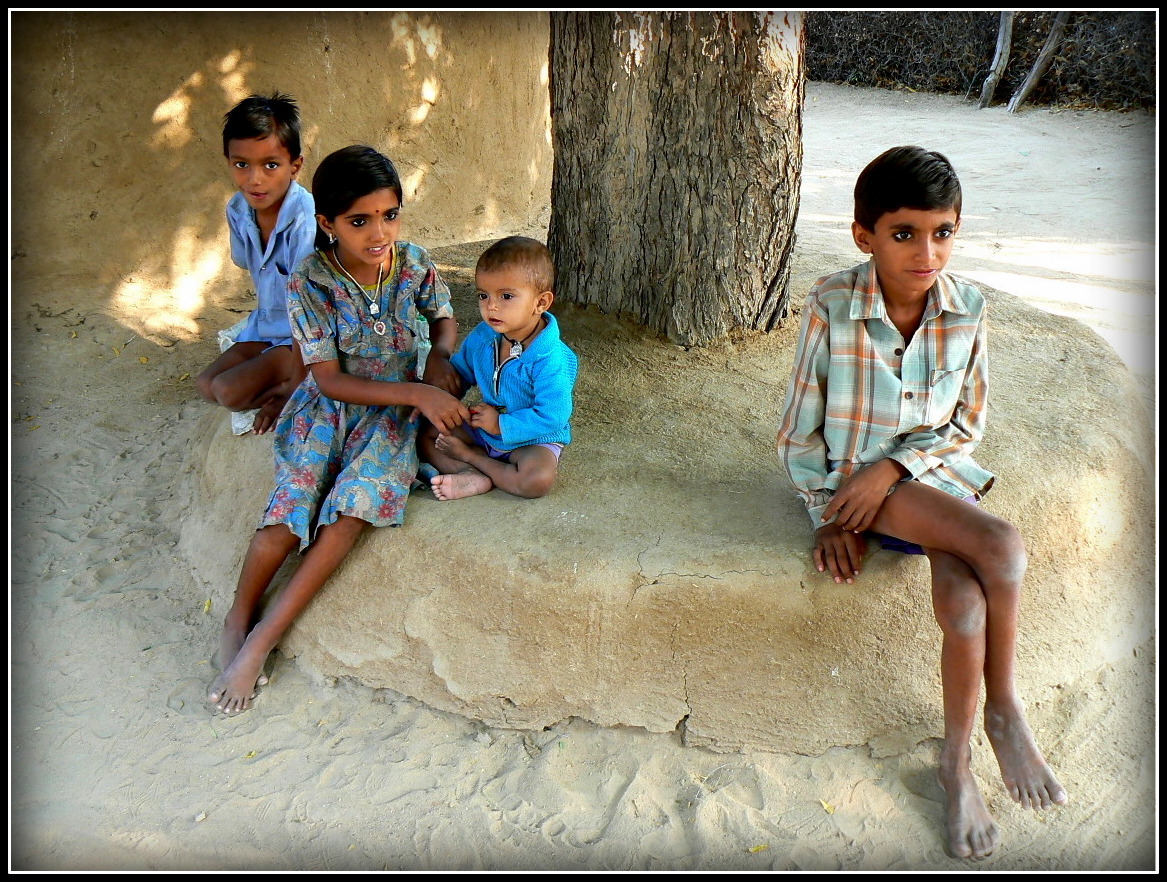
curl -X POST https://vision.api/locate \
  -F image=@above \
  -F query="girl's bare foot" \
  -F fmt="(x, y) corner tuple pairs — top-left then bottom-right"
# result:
(939, 750), (1000, 859)
(213, 618), (268, 688)
(207, 640), (270, 715)
(431, 470), (492, 501)
(985, 699), (1069, 810)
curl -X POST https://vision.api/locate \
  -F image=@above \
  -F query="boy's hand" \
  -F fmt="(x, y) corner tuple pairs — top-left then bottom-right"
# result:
(421, 352), (462, 397)
(822, 460), (905, 533)
(468, 403), (501, 436)
(813, 523), (868, 584)
(251, 394), (289, 435)
(412, 385), (470, 435)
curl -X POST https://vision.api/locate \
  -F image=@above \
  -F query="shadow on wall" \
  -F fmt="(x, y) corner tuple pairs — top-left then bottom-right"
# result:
(9, 10), (553, 346)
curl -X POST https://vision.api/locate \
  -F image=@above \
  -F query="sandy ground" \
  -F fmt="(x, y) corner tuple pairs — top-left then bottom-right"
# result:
(9, 82), (1158, 871)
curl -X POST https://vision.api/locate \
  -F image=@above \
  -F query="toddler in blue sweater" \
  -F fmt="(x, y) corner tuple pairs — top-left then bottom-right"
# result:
(420, 236), (578, 500)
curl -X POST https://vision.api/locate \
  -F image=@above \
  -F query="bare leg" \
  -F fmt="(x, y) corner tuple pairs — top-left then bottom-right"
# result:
(197, 342), (305, 426)
(434, 433), (557, 499)
(212, 523), (300, 690)
(871, 484), (1067, 820)
(927, 549), (999, 859)
(197, 341), (268, 404)
(208, 515), (366, 714)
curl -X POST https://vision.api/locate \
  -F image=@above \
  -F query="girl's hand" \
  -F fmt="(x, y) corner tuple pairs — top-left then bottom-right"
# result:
(413, 385), (470, 435)
(468, 403), (501, 436)
(822, 460), (904, 533)
(422, 352), (462, 397)
(813, 523), (868, 584)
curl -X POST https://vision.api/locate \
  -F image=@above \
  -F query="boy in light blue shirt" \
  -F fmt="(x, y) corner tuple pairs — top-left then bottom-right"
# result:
(420, 236), (578, 500)
(196, 92), (316, 435)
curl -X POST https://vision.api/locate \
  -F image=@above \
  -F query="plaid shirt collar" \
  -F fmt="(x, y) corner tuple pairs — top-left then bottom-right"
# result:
(850, 258), (976, 322)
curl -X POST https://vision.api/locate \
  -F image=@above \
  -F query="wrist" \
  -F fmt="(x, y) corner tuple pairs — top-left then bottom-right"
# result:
(881, 458), (908, 485)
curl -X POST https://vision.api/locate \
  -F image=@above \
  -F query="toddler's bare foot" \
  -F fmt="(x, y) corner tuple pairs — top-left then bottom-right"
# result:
(939, 750), (1000, 859)
(433, 432), (477, 463)
(431, 470), (492, 501)
(213, 618), (268, 688)
(207, 640), (270, 715)
(985, 699), (1068, 810)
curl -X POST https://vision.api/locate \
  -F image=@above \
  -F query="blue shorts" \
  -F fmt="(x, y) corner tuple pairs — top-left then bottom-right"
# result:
(872, 494), (978, 556)
(469, 426), (564, 462)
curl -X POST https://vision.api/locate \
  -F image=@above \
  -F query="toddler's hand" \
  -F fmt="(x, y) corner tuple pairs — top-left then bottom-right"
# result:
(468, 403), (501, 436)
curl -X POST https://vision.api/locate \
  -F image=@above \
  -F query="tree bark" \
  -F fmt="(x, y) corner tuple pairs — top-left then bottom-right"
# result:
(548, 11), (804, 347)
(1007, 11), (1071, 113)
(977, 10), (1014, 109)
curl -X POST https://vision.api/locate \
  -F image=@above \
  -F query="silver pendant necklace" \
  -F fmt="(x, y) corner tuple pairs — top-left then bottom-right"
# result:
(334, 247), (387, 335)
(505, 320), (542, 358)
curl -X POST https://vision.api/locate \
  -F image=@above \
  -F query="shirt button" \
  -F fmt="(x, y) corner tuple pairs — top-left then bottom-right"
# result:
(894, 348), (903, 356)
(904, 392), (914, 400)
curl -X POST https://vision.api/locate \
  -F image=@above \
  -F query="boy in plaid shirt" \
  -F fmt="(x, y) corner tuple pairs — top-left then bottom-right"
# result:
(777, 146), (1067, 859)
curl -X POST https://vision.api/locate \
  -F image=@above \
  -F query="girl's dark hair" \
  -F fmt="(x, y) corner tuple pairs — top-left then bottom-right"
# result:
(311, 145), (404, 250)
(854, 145), (962, 231)
(222, 92), (302, 160)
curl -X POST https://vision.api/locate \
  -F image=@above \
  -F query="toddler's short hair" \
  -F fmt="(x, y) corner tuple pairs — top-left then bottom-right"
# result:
(854, 145), (961, 231)
(222, 92), (302, 160)
(477, 236), (556, 293)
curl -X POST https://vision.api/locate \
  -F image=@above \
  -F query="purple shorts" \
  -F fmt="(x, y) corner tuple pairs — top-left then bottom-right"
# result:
(469, 426), (564, 462)
(873, 494), (978, 556)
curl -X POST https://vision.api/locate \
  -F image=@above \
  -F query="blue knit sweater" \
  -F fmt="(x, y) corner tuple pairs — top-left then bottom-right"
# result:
(450, 312), (578, 450)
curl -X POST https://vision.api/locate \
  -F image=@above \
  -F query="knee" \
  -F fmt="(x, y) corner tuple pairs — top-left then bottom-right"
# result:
(251, 523), (298, 556)
(195, 369), (218, 403)
(976, 518), (1028, 584)
(515, 468), (556, 499)
(209, 375), (250, 411)
(933, 582), (987, 638)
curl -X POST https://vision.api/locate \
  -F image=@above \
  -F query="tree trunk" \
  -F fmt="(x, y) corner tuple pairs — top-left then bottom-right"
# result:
(1007, 11), (1071, 113)
(548, 11), (804, 347)
(977, 10), (1014, 109)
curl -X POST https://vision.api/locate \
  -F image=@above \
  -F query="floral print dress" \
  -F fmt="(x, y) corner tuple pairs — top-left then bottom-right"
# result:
(260, 242), (454, 549)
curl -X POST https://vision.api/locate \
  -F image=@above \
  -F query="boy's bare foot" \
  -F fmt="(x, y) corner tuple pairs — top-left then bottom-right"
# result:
(985, 699), (1069, 810)
(939, 752), (1000, 859)
(207, 641), (270, 715)
(431, 470), (492, 501)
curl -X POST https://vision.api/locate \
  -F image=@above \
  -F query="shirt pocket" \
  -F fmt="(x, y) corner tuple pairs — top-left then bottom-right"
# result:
(927, 367), (966, 425)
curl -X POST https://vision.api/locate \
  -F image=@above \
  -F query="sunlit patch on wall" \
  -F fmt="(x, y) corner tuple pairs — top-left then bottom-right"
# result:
(113, 227), (228, 343)
(409, 77), (441, 125)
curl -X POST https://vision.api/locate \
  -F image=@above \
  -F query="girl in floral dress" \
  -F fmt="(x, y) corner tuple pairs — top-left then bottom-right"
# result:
(208, 145), (469, 715)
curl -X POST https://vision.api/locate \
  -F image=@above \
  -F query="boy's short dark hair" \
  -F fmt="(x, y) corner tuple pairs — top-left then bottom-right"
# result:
(477, 236), (556, 293)
(222, 92), (302, 160)
(854, 145), (962, 231)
